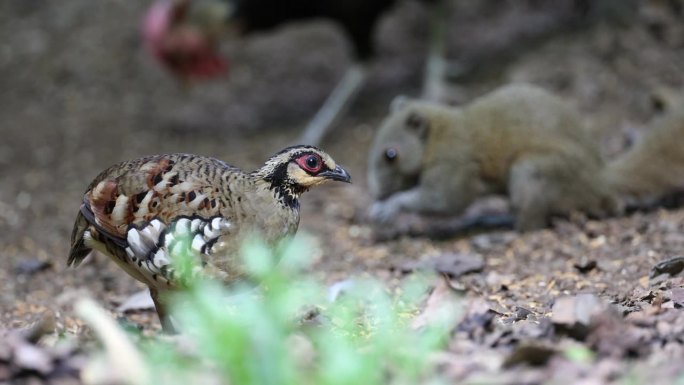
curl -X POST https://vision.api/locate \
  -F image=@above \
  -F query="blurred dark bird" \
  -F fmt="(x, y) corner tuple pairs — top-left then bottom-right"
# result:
(141, 0), (622, 143)
(141, 0), (437, 144)
(68, 146), (351, 332)
(142, 0), (402, 78)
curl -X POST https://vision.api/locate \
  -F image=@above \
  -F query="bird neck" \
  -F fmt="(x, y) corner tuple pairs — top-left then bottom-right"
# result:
(252, 163), (305, 210)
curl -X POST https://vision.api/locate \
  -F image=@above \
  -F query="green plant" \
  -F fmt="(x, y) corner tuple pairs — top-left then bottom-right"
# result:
(79, 235), (458, 385)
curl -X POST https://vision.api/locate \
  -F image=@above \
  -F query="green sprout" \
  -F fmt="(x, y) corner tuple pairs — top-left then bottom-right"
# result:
(83, 234), (458, 385)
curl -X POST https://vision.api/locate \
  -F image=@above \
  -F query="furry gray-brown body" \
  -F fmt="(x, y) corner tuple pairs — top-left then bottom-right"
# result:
(368, 84), (684, 230)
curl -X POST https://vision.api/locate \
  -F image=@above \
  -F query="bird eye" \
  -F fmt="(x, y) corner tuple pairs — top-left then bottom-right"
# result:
(306, 155), (319, 169)
(384, 148), (398, 162)
(296, 153), (323, 173)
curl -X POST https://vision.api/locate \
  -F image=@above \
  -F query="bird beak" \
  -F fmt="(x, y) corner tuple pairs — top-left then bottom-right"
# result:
(320, 165), (352, 183)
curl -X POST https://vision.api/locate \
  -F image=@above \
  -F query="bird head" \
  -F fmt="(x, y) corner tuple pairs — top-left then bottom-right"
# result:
(142, 0), (230, 81)
(255, 146), (351, 204)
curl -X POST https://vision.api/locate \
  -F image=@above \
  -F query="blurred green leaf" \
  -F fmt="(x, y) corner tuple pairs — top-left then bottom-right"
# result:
(93, 234), (455, 385)
(563, 344), (595, 364)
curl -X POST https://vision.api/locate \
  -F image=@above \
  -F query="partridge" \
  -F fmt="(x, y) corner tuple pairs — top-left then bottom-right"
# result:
(68, 145), (351, 331)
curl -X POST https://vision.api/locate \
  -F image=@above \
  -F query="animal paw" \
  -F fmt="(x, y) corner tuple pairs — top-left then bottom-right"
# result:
(369, 200), (400, 223)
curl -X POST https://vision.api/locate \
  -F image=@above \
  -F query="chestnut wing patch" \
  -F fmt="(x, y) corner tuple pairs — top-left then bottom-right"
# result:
(85, 156), (223, 239)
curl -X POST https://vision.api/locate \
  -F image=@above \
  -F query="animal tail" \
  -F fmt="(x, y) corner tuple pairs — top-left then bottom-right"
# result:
(67, 206), (92, 267)
(603, 105), (684, 208)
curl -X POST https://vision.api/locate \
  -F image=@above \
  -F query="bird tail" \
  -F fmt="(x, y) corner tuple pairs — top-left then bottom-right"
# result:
(68, 208), (92, 267)
(603, 106), (684, 208)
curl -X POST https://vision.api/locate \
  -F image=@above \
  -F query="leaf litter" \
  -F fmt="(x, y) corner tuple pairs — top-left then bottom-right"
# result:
(2, 0), (684, 384)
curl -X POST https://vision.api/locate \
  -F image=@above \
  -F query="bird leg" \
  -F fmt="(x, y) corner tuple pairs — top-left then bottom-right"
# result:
(421, 0), (451, 102)
(298, 62), (368, 146)
(150, 288), (177, 334)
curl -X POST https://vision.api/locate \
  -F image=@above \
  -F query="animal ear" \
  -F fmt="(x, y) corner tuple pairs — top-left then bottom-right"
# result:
(405, 111), (429, 138)
(390, 95), (410, 112)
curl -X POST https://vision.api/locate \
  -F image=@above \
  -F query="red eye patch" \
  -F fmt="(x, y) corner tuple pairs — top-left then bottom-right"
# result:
(295, 154), (323, 174)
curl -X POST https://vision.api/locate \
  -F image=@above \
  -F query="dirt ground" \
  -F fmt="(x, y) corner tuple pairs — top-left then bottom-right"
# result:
(2, 0), (684, 384)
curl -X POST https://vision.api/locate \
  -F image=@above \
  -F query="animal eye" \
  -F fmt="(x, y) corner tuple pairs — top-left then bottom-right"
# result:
(306, 155), (319, 169)
(384, 148), (398, 162)
(296, 153), (323, 173)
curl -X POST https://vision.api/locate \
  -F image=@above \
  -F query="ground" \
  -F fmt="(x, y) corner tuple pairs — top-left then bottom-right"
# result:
(1, 0), (684, 384)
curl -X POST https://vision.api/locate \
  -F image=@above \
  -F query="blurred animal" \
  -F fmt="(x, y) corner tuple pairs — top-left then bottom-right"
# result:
(143, 0), (229, 81)
(68, 146), (351, 332)
(141, 0), (632, 144)
(368, 84), (684, 231)
(142, 0), (404, 78)
(142, 0), (440, 144)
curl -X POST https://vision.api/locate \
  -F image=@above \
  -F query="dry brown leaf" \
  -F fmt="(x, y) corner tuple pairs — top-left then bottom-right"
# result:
(412, 277), (462, 330)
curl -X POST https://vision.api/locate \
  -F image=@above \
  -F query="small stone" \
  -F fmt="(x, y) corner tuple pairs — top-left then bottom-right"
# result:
(650, 256), (684, 278)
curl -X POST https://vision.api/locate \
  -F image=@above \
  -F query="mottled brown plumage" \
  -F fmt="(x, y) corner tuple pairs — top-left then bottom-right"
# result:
(68, 146), (350, 331)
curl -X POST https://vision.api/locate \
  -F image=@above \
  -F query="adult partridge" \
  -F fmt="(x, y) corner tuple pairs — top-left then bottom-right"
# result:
(68, 145), (351, 331)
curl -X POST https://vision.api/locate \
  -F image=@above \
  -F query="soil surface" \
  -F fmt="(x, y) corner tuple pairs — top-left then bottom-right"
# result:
(1, 0), (684, 384)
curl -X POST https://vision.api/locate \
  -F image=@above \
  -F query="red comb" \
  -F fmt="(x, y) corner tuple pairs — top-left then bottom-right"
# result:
(142, 0), (228, 81)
